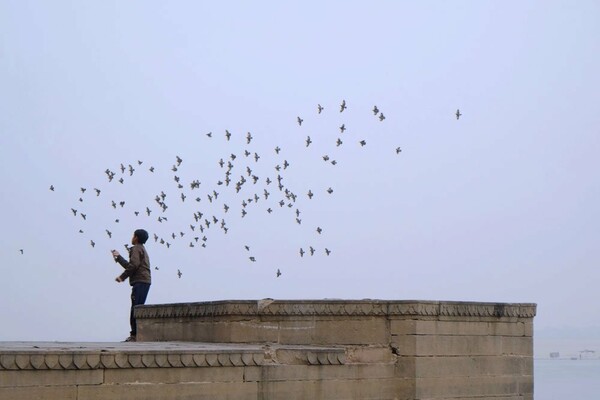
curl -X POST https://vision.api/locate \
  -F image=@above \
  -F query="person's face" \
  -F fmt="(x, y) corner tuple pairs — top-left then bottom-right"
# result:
(131, 234), (138, 245)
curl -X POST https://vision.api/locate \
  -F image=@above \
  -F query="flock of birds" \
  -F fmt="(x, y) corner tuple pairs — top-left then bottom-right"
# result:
(40, 102), (462, 279)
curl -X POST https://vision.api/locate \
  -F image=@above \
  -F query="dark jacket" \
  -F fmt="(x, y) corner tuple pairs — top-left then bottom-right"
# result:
(115, 244), (151, 285)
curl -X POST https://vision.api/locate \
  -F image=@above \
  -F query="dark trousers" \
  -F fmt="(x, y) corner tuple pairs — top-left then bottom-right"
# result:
(130, 282), (150, 336)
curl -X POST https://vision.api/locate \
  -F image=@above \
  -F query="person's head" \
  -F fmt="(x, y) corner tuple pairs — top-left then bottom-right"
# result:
(132, 229), (149, 245)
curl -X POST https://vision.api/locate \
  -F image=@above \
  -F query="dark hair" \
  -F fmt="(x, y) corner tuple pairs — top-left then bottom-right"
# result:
(134, 229), (149, 244)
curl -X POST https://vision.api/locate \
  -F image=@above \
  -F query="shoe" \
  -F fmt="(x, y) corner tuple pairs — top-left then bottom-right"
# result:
(123, 335), (136, 342)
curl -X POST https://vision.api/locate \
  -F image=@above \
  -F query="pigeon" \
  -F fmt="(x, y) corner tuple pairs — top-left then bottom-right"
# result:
(275, 146), (281, 154)
(296, 218), (302, 225)
(106, 230), (112, 238)
(276, 269), (282, 278)
(71, 208), (77, 216)
(206, 132), (212, 138)
(119, 178), (124, 184)
(49, 185), (54, 191)
(359, 140), (366, 146)
(309, 246), (315, 256)
(249, 256), (256, 262)
(379, 113), (385, 121)
(245, 245), (250, 251)
(94, 188), (101, 196)
(119, 201), (125, 207)
(327, 187), (333, 194)
(323, 155), (330, 161)
(79, 197), (83, 203)
(396, 147), (402, 154)
(340, 100), (347, 112)
(146, 207), (151, 216)
(128, 164), (134, 176)
(299, 248), (305, 257)
(316, 227), (322, 234)
(307, 190), (314, 199)
(317, 104), (324, 114)
(120, 164), (126, 174)
(80, 187), (86, 193)
(177, 269), (182, 278)
(176, 156), (183, 166)
(331, 160), (337, 166)
(306, 136), (312, 147)
(267, 208), (273, 214)
(373, 105), (379, 115)
(225, 130), (231, 141)
(340, 124), (346, 133)
(325, 248), (331, 256)
(137, 160), (143, 165)
(19, 249), (23, 254)
(336, 138), (343, 147)
(90, 240), (95, 248)
(254, 152), (260, 162)
(297, 116), (303, 126)
(81, 213), (86, 220)
(456, 109), (462, 120)
(134, 211), (139, 216)
(246, 132), (253, 144)
(149, 166), (155, 172)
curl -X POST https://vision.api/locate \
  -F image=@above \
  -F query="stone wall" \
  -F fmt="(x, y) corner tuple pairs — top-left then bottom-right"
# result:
(0, 300), (535, 399)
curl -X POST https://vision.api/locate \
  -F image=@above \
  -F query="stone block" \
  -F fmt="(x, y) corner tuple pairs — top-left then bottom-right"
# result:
(279, 318), (389, 345)
(258, 378), (414, 400)
(104, 366), (245, 384)
(391, 320), (532, 337)
(258, 364), (398, 382)
(0, 369), (103, 387)
(0, 385), (77, 400)
(413, 355), (532, 378)
(414, 375), (532, 398)
(78, 381), (259, 400)
(502, 336), (533, 356)
(392, 335), (504, 356)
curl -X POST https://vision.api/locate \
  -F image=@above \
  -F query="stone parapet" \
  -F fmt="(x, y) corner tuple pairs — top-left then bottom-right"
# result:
(0, 300), (536, 399)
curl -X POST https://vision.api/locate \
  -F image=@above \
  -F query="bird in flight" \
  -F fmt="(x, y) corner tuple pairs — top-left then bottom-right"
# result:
(456, 109), (462, 120)
(340, 124), (346, 133)
(246, 132), (253, 144)
(379, 113), (385, 121)
(19, 249), (23, 254)
(317, 104), (324, 114)
(327, 187), (333, 194)
(359, 140), (366, 147)
(316, 227), (322, 234)
(373, 105), (379, 115)
(276, 269), (281, 278)
(325, 248), (331, 256)
(90, 240), (95, 248)
(340, 100), (347, 112)
(297, 116), (303, 126)
(206, 132), (213, 138)
(306, 136), (312, 147)
(336, 138), (343, 147)
(275, 146), (281, 154)
(225, 130), (231, 141)
(177, 269), (182, 278)
(49, 185), (54, 191)
(249, 256), (256, 262)
(396, 147), (402, 154)
(299, 248), (305, 257)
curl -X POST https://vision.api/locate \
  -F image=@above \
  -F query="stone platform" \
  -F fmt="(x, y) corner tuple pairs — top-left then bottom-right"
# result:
(0, 300), (536, 399)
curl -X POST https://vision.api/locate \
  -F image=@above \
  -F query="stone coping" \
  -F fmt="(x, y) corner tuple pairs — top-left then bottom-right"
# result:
(0, 342), (345, 370)
(135, 299), (537, 319)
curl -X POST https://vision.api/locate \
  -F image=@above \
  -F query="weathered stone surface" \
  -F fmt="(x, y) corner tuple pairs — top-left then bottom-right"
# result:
(0, 369), (102, 387)
(0, 299), (536, 399)
(0, 386), (77, 400)
(78, 381), (259, 400)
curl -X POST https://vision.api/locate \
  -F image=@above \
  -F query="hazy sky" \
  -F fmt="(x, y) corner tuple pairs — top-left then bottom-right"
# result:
(1, 1), (599, 342)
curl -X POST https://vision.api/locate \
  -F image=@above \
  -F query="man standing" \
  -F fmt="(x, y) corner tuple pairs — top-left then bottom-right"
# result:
(111, 229), (151, 342)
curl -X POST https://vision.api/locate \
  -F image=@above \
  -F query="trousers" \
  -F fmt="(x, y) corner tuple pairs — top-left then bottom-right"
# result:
(130, 282), (150, 336)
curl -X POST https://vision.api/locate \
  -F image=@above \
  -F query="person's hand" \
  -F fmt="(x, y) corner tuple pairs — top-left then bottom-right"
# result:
(115, 276), (123, 283)
(111, 250), (120, 259)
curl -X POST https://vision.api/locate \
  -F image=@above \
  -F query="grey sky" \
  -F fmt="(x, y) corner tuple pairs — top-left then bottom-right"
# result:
(1, 1), (599, 342)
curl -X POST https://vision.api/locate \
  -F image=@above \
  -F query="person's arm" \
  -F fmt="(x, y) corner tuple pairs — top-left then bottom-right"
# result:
(115, 246), (142, 282)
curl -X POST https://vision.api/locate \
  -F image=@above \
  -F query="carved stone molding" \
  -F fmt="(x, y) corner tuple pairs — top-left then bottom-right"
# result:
(135, 300), (537, 320)
(0, 351), (265, 371)
(0, 345), (349, 371)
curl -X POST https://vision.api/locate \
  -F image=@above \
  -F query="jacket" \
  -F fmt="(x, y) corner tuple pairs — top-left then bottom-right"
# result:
(115, 244), (151, 285)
